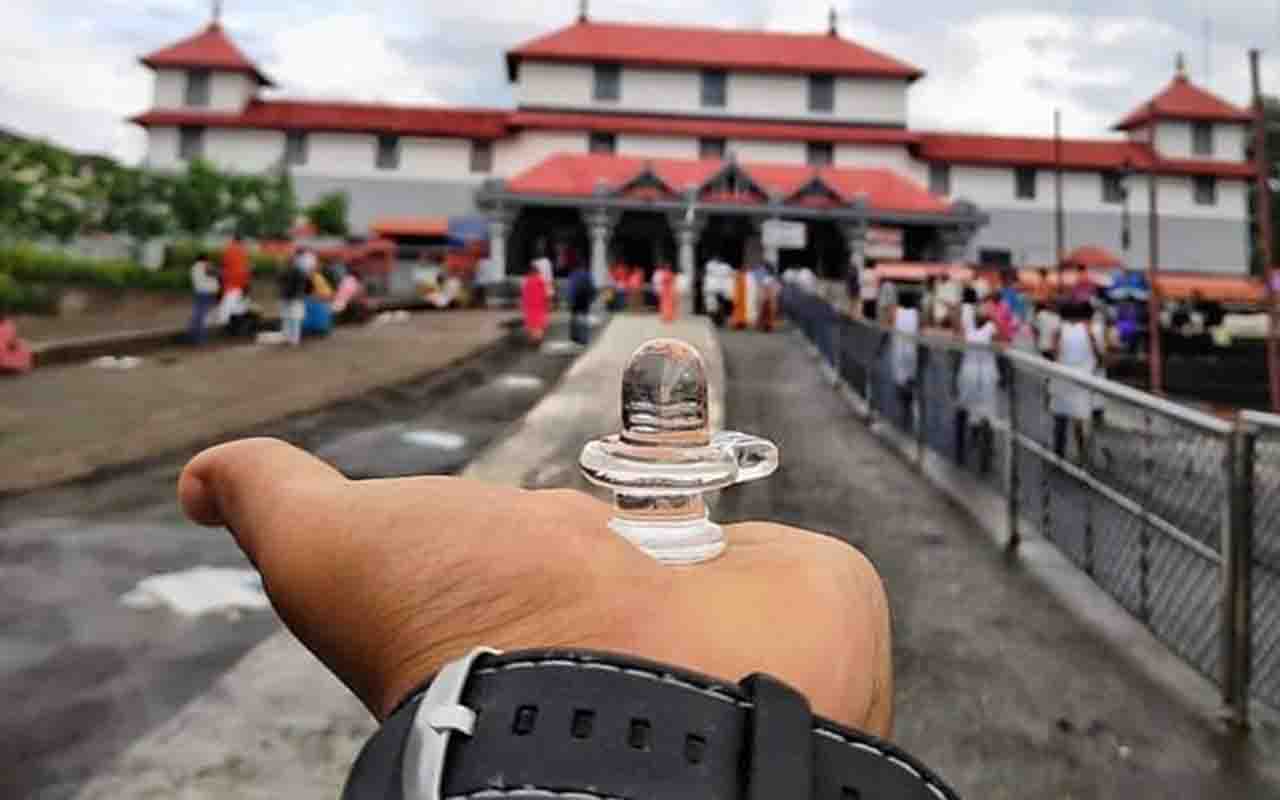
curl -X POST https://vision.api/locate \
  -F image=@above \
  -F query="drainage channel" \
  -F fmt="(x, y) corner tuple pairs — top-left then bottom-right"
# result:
(0, 322), (583, 800)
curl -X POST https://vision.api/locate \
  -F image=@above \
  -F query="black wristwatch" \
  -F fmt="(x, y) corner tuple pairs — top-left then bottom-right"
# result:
(343, 648), (959, 800)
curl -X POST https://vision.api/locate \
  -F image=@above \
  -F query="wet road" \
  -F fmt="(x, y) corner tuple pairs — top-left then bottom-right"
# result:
(0, 328), (576, 800)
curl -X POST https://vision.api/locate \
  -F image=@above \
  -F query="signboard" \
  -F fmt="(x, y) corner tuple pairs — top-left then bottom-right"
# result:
(762, 220), (807, 250)
(865, 226), (904, 261)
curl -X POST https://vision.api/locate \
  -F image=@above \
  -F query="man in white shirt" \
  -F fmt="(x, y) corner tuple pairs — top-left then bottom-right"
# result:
(188, 255), (220, 345)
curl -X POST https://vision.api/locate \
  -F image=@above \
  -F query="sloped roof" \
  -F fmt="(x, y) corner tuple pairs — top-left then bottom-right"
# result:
(506, 152), (950, 215)
(140, 22), (274, 86)
(1065, 245), (1124, 269)
(1114, 74), (1252, 130)
(506, 20), (923, 82)
(509, 110), (919, 145)
(131, 100), (510, 139)
(915, 132), (1254, 178)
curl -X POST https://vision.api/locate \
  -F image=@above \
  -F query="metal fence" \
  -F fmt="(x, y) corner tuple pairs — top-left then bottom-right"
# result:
(781, 286), (1280, 723)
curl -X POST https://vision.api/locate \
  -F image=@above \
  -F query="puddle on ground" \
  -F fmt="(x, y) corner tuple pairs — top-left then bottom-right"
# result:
(400, 430), (467, 451)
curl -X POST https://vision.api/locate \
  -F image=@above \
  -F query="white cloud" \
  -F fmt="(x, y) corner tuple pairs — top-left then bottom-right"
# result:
(0, 0), (1273, 168)
(263, 14), (446, 104)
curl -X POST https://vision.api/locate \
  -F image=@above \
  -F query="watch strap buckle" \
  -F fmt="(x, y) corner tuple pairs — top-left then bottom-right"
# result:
(402, 647), (499, 800)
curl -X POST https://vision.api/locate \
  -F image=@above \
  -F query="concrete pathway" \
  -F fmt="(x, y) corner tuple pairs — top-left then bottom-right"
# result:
(0, 311), (512, 494)
(72, 315), (1280, 799)
(73, 313), (722, 799)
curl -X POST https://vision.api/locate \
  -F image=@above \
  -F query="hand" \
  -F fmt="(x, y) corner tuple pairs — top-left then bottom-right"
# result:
(179, 438), (894, 735)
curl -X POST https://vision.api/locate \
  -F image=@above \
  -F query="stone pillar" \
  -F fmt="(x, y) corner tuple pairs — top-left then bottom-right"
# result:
(757, 217), (781, 267)
(488, 217), (510, 280)
(584, 209), (614, 290)
(839, 218), (869, 278)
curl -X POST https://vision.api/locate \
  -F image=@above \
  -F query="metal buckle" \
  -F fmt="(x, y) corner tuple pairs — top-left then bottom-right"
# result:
(402, 647), (500, 800)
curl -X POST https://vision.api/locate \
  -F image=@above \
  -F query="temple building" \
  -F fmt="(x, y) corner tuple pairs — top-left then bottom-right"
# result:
(131, 7), (1256, 286)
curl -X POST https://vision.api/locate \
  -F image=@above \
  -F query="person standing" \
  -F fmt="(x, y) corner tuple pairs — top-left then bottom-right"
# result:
(532, 248), (555, 306)
(188, 252), (220, 345)
(956, 303), (999, 472)
(859, 265), (879, 321)
(521, 261), (550, 345)
(217, 234), (251, 327)
(876, 276), (899, 326)
(1069, 264), (1096, 305)
(1033, 301), (1061, 360)
(655, 262), (677, 323)
(1051, 303), (1102, 461)
(567, 263), (595, 345)
(279, 248), (313, 347)
(891, 292), (921, 431)
(0, 309), (33, 375)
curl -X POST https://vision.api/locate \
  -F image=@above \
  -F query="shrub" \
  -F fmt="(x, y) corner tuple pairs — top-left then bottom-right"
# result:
(0, 273), (58, 315)
(0, 244), (189, 291)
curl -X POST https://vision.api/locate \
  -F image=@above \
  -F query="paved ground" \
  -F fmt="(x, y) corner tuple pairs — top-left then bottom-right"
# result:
(14, 292), (195, 345)
(69, 313), (721, 800)
(715, 327), (1280, 799)
(0, 310), (511, 494)
(1, 320), (581, 800)
(14, 310), (1280, 798)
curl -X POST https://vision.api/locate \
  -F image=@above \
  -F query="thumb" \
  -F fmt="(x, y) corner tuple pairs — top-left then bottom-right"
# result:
(178, 437), (345, 563)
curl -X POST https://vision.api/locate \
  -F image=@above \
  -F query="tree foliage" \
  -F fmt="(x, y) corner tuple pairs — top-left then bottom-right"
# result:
(306, 190), (350, 237)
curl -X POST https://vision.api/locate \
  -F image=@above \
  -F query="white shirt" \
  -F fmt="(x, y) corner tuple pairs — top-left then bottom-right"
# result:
(191, 260), (219, 294)
(533, 257), (554, 295)
(1035, 309), (1061, 352)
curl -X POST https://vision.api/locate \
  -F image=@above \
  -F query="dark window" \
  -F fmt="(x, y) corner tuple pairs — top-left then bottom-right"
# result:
(978, 248), (1013, 268)
(1192, 121), (1214, 156)
(593, 63), (621, 102)
(1015, 167), (1037, 200)
(178, 126), (205, 161)
(376, 135), (400, 170)
(285, 131), (308, 166)
(806, 141), (834, 167)
(1101, 171), (1125, 204)
(589, 131), (616, 154)
(185, 69), (210, 107)
(699, 137), (726, 160)
(928, 163), (951, 196)
(701, 69), (727, 108)
(470, 140), (493, 173)
(808, 74), (835, 113)
(1194, 175), (1217, 205)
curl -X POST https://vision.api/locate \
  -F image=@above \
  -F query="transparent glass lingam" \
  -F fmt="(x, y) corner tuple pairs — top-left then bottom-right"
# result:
(580, 338), (779, 565)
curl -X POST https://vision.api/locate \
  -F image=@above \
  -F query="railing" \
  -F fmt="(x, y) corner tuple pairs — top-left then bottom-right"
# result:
(782, 286), (1280, 724)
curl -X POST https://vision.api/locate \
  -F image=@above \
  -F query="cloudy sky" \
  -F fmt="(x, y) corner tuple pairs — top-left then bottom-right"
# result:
(5, 0), (1280, 163)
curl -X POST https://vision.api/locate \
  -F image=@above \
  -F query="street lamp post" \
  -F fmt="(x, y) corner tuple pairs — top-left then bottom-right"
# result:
(1119, 159), (1133, 258)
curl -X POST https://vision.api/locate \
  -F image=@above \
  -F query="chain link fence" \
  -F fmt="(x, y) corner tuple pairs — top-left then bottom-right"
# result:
(782, 286), (1279, 722)
(1244, 412), (1280, 711)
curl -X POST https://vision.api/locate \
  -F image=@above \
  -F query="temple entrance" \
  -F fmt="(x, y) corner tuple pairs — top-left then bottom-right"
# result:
(695, 214), (758, 315)
(613, 211), (675, 274)
(777, 219), (850, 279)
(509, 207), (588, 277)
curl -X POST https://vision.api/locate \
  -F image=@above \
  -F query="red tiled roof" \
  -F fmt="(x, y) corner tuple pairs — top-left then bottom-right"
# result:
(371, 216), (450, 238)
(1114, 74), (1252, 130)
(1065, 245), (1124, 269)
(140, 22), (274, 87)
(506, 153), (950, 215)
(130, 100), (511, 139)
(509, 110), (919, 145)
(507, 20), (923, 82)
(915, 132), (1254, 178)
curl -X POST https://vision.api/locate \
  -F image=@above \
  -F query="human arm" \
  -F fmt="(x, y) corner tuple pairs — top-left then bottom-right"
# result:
(178, 438), (894, 733)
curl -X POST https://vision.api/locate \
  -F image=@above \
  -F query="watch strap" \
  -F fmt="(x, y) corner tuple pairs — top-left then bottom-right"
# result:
(343, 649), (957, 800)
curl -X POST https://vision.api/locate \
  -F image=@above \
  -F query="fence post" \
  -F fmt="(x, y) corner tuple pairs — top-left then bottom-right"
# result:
(1221, 422), (1255, 728)
(915, 342), (927, 465)
(1005, 353), (1021, 553)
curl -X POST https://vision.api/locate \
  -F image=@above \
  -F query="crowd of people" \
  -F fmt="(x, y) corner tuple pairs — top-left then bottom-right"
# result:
(188, 239), (369, 348)
(860, 264), (1126, 468)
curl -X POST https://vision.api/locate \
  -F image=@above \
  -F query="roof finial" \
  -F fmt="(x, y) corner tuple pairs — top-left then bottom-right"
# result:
(828, 6), (839, 36)
(579, 0), (589, 23)
(212, 0), (222, 24)
(1175, 51), (1187, 78)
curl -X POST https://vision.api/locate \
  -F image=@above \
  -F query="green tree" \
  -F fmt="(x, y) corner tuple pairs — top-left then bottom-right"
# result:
(170, 159), (226, 238)
(257, 167), (298, 240)
(306, 190), (349, 237)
